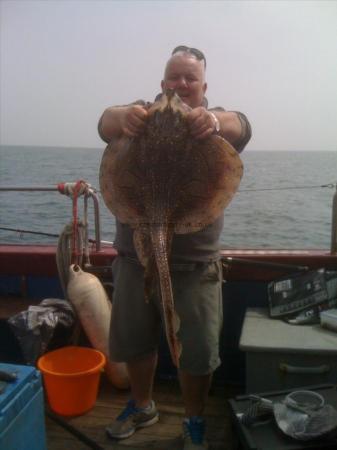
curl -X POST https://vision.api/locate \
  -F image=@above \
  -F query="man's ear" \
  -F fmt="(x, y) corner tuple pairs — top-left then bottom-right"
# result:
(161, 80), (165, 91)
(203, 82), (207, 94)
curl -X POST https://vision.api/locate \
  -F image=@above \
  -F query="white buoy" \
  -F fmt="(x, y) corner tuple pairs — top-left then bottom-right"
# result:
(67, 264), (129, 389)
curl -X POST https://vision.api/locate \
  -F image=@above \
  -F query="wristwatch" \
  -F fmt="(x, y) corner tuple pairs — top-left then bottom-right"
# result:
(209, 112), (220, 134)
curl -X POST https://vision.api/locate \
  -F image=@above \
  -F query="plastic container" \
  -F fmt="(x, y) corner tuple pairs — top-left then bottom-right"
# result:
(0, 363), (46, 450)
(37, 345), (106, 416)
(320, 308), (337, 332)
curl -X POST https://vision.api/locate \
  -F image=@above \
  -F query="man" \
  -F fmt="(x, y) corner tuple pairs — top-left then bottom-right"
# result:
(98, 46), (251, 450)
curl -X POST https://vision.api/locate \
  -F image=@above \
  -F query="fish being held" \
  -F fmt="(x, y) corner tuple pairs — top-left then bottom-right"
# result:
(99, 90), (243, 367)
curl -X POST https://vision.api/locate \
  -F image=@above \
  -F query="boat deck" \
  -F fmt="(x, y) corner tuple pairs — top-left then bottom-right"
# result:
(45, 375), (240, 450)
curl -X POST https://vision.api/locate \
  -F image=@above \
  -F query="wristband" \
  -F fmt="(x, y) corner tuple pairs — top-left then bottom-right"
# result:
(209, 112), (220, 134)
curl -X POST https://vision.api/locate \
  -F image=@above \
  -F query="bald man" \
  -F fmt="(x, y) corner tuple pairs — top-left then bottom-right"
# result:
(98, 46), (251, 450)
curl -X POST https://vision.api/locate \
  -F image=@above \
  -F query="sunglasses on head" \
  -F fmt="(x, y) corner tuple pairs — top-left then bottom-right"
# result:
(171, 46), (206, 68)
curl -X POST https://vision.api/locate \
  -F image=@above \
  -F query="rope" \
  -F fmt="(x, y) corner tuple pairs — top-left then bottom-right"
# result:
(56, 222), (85, 297)
(57, 180), (89, 263)
(57, 180), (91, 263)
(57, 181), (91, 197)
(240, 396), (274, 426)
(55, 180), (92, 297)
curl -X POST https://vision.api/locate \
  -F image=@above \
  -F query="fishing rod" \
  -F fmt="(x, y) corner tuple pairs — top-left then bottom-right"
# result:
(238, 182), (336, 193)
(0, 227), (113, 246)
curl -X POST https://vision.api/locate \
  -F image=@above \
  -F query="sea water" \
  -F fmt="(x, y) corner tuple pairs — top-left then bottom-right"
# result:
(0, 145), (336, 249)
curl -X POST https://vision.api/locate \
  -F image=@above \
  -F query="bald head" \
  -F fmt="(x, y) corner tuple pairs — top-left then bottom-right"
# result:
(164, 52), (206, 82)
(161, 52), (207, 108)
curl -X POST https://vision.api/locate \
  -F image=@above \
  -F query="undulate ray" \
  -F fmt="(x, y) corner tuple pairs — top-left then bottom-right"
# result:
(99, 90), (243, 367)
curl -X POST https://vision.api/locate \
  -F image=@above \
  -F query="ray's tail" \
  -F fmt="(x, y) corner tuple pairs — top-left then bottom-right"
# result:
(150, 225), (182, 368)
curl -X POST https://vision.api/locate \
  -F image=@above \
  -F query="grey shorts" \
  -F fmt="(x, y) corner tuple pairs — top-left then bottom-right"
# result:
(109, 256), (223, 375)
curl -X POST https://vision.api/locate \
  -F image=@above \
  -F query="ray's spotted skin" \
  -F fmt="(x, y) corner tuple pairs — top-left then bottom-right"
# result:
(99, 90), (243, 367)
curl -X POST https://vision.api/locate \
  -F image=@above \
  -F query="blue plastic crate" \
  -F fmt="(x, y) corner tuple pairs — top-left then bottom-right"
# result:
(0, 363), (47, 450)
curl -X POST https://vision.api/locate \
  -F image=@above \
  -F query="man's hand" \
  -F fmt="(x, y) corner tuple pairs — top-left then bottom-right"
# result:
(122, 105), (148, 137)
(187, 107), (218, 140)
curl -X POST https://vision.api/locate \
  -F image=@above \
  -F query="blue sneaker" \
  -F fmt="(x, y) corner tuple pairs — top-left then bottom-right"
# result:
(182, 416), (209, 449)
(106, 399), (159, 439)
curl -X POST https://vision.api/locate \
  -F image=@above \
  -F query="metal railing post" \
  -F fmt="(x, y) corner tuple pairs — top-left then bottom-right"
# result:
(88, 189), (101, 252)
(331, 184), (337, 254)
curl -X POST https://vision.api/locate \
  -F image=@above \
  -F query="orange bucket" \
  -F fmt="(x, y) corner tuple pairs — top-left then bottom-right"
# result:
(37, 346), (106, 416)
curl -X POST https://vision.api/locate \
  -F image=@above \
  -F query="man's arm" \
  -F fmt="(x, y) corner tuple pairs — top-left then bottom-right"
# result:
(98, 103), (148, 143)
(212, 110), (252, 153)
(98, 102), (251, 152)
(98, 106), (126, 143)
(187, 107), (251, 152)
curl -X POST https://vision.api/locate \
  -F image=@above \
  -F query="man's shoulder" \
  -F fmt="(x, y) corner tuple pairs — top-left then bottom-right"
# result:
(208, 106), (226, 112)
(231, 111), (252, 153)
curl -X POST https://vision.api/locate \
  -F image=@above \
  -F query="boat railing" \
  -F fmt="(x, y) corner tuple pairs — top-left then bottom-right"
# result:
(0, 182), (101, 252)
(1, 181), (337, 255)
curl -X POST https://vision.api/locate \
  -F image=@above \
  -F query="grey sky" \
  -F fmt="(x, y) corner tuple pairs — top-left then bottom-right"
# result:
(1, 0), (336, 151)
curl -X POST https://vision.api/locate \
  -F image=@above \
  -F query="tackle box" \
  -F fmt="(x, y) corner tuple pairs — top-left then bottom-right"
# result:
(0, 362), (47, 450)
(228, 384), (337, 450)
(239, 308), (337, 393)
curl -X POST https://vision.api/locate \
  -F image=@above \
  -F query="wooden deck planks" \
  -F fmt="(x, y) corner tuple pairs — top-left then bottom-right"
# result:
(45, 376), (239, 450)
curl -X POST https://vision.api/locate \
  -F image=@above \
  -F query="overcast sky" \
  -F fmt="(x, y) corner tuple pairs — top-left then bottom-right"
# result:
(1, 0), (336, 151)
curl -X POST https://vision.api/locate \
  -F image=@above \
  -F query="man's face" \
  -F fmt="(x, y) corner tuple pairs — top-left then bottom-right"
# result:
(161, 54), (207, 109)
